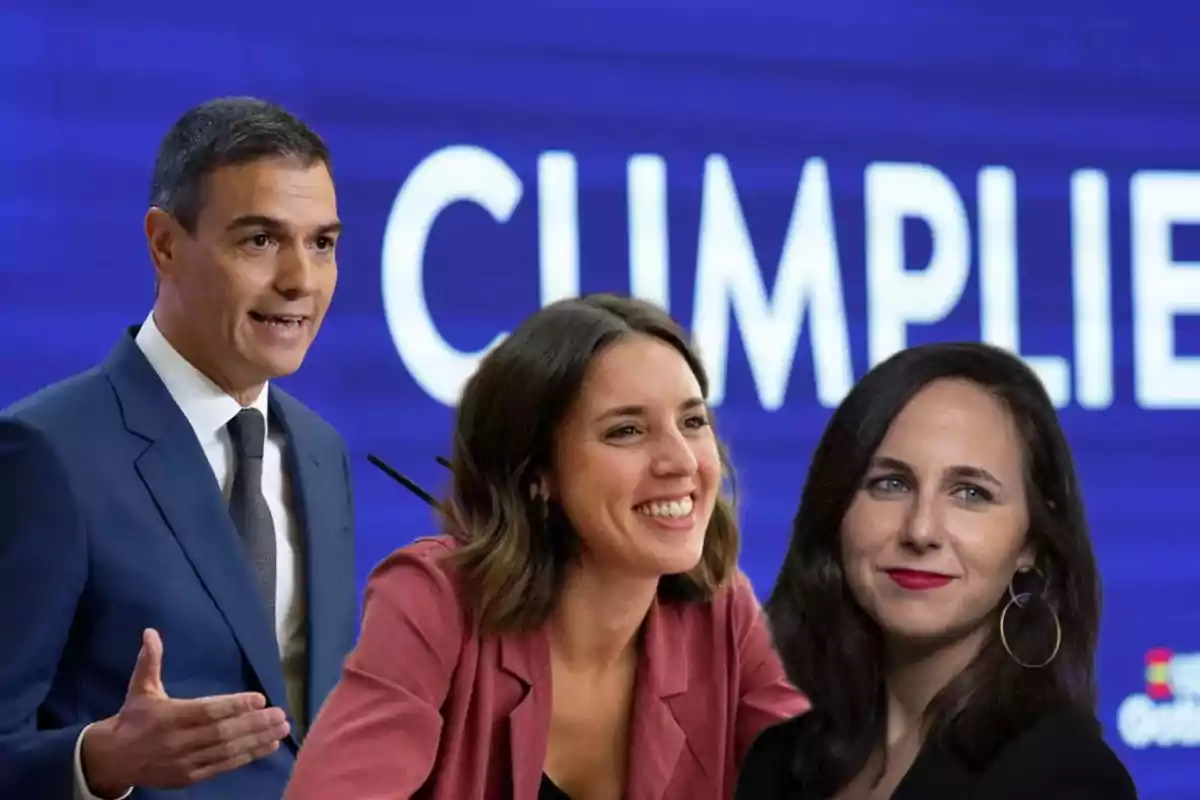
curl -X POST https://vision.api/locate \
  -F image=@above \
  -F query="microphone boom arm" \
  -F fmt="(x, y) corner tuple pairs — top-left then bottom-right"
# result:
(367, 453), (439, 508)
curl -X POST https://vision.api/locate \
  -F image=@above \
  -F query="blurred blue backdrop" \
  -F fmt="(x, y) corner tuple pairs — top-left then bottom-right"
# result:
(2, 2), (1198, 795)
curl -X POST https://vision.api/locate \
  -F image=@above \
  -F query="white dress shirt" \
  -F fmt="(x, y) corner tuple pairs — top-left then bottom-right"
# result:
(73, 313), (307, 799)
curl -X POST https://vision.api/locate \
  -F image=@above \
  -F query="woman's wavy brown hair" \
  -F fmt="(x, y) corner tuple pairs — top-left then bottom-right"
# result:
(440, 293), (740, 634)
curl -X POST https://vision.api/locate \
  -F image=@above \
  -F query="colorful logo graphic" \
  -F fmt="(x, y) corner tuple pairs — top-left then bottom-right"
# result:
(1117, 648), (1200, 749)
(1145, 648), (1175, 701)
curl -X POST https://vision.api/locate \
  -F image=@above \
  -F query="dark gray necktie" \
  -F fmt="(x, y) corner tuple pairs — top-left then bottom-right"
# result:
(227, 408), (276, 622)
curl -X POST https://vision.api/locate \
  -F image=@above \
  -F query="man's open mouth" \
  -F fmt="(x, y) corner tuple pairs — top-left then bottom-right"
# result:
(249, 311), (305, 328)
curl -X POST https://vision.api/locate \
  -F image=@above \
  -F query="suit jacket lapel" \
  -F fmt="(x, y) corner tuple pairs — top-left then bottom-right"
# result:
(495, 601), (707, 800)
(627, 600), (691, 800)
(500, 629), (551, 800)
(268, 390), (343, 730)
(104, 332), (294, 744)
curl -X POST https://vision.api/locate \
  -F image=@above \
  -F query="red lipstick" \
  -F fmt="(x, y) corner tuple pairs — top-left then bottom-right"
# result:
(885, 569), (953, 590)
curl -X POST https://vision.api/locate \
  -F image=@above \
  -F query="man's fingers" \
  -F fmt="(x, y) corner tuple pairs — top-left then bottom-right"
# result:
(165, 706), (288, 754)
(182, 737), (284, 784)
(163, 692), (268, 727)
(186, 722), (289, 771)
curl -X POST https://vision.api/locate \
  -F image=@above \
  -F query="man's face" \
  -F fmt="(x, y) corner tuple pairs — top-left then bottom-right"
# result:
(147, 156), (340, 397)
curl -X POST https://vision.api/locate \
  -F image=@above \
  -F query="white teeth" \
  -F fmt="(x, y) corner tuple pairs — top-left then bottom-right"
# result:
(261, 315), (302, 326)
(635, 496), (694, 519)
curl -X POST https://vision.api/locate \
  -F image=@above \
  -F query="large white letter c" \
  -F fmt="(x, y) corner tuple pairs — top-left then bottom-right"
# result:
(381, 145), (523, 406)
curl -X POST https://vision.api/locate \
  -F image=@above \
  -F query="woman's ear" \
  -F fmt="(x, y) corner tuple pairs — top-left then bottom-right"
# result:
(529, 475), (552, 503)
(1016, 544), (1037, 572)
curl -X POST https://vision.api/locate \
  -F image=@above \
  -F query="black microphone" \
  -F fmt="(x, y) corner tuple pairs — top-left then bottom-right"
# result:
(435, 455), (451, 470)
(367, 453), (438, 508)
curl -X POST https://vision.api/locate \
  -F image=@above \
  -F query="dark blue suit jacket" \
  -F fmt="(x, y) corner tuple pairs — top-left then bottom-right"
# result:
(0, 330), (358, 798)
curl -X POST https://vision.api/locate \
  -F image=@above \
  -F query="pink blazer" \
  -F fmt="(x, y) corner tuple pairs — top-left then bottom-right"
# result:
(285, 536), (810, 799)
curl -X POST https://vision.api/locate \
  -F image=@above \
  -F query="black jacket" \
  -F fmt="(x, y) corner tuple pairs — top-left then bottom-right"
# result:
(735, 709), (1138, 799)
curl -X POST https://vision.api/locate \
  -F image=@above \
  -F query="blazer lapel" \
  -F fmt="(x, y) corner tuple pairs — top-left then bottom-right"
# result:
(268, 391), (337, 730)
(500, 629), (551, 800)
(104, 332), (293, 740)
(627, 600), (689, 800)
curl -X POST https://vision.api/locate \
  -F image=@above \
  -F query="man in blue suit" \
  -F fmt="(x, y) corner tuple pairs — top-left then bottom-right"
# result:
(0, 97), (357, 798)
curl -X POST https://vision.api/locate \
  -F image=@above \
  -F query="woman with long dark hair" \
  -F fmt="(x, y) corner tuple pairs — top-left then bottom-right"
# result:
(737, 342), (1137, 799)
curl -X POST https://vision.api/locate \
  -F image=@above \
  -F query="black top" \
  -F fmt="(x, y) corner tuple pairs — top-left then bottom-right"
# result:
(735, 709), (1139, 800)
(540, 773), (572, 799)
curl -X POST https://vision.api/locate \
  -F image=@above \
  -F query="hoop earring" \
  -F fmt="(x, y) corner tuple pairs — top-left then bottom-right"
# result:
(999, 565), (1062, 669)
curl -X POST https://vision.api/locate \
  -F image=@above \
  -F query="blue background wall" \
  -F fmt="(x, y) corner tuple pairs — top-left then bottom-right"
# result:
(3, 2), (1198, 795)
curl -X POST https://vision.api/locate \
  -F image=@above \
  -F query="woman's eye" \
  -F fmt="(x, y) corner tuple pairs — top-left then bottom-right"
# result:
(954, 484), (993, 503)
(868, 475), (907, 493)
(607, 424), (640, 439)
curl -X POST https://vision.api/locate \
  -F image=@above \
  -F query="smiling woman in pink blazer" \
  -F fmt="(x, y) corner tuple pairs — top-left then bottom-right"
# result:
(284, 294), (809, 799)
